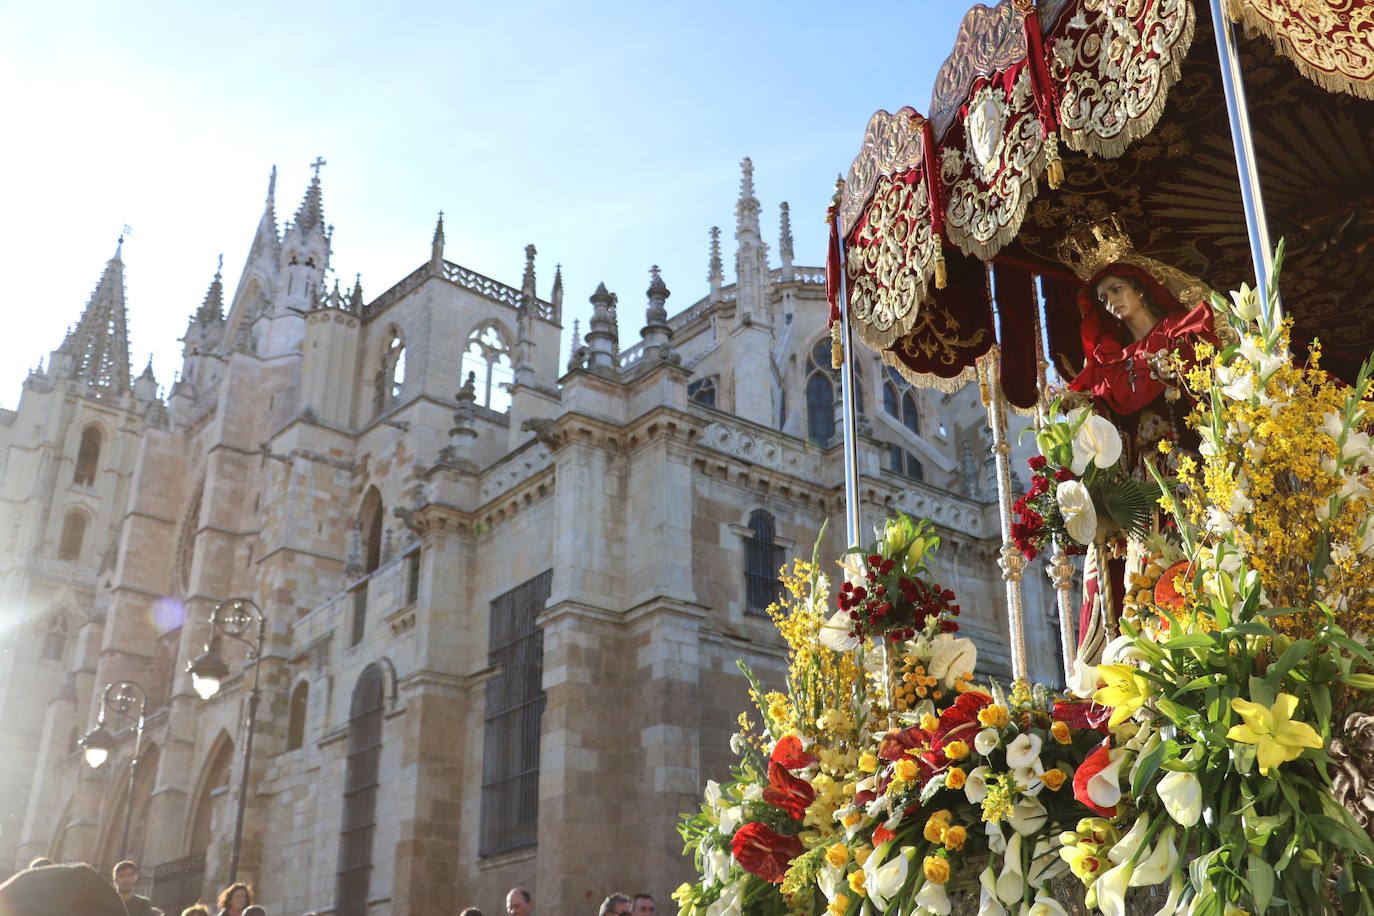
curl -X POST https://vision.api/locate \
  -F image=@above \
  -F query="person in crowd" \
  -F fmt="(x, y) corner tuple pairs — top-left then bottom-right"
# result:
(215, 882), (253, 916)
(113, 860), (157, 915)
(0, 862), (127, 916)
(458, 909), (483, 916)
(181, 906), (211, 916)
(241, 907), (265, 916)
(598, 894), (631, 916)
(25, 858), (53, 869)
(630, 894), (656, 916)
(505, 887), (533, 916)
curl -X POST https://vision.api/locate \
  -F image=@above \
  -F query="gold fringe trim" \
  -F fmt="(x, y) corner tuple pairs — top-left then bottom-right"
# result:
(881, 349), (981, 395)
(947, 143), (1052, 262)
(1230, 3), (1374, 101)
(1046, 129), (1064, 190)
(934, 251), (948, 289)
(1059, 4), (1197, 160)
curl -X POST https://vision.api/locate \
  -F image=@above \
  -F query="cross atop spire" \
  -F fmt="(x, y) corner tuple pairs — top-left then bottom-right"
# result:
(293, 159), (327, 235)
(311, 156), (327, 179)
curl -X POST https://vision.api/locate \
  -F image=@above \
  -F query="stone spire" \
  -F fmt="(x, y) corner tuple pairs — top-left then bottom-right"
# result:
(349, 274), (365, 312)
(133, 354), (158, 401)
(293, 157), (327, 235)
(248, 166), (280, 262)
(708, 226), (723, 300)
(639, 266), (677, 360)
(551, 263), (564, 321)
(196, 255), (225, 324)
(431, 211), (445, 267)
(513, 244), (537, 385)
(520, 243), (537, 306)
(66, 238), (133, 393)
(779, 202), (794, 274)
(437, 371), (481, 470)
(584, 283), (619, 369)
(734, 157), (771, 323)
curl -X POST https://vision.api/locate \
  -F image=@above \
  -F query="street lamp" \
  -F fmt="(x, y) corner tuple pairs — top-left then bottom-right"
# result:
(80, 680), (149, 860)
(186, 598), (266, 886)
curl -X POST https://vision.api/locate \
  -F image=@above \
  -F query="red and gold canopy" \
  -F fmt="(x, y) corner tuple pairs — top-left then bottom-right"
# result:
(839, 0), (1374, 401)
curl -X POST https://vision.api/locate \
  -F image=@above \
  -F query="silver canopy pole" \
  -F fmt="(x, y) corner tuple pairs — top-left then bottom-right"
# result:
(1209, 0), (1283, 324)
(835, 225), (863, 549)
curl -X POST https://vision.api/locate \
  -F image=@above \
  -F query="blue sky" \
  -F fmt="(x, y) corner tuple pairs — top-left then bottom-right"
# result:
(0, 1), (973, 408)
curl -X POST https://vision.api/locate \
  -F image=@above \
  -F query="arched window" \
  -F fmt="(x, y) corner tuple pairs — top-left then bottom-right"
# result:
(336, 665), (384, 916)
(888, 446), (926, 482)
(42, 616), (69, 662)
(74, 426), (101, 486)
(882, 367), (920, 434)
(373, 328), (406, 417)
(189, 736), (234, 859)
(58, 511), (87, 562)
(744, 510), (784, 615)
(461, 324), (514, 413)
(287, 681), (309, 751)
(687, 376), (717, 408)
(805, 339), (863, 446)
(360, 488), (384, 576)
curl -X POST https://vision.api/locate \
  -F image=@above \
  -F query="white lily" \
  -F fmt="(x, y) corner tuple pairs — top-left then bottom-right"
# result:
(1216, 363), (1256, 402)
(1069, 410), (1123, 474)
(704, 779), (722, 809)
(995, 833), (1026, 905)
(1027, 891), (1070, 916)
(1102, 634), (1149, 666)
(706, 846), (732, 886)
(1095, 861), (1133, 916)
(816, 860), (843, 902)
(1088, 749), (1128, 811)
(718, 805), (741, 836)
(1007, 795), (1048, 836)
(977, 868), (1007, 916)
(1006, 733), (1043, 769)
(704, 877), (744, 916)
(819, 608), (860, 652)
(1066, 659), (1099, 699)
(1130, 825), (1178, 887)
(1229, 283), (1260, 322)
(964, 765), (992, 804)
(928, 633), (977, 689)
(975, 727), (1001, 755)
(1237, 335), (1285, 379)
(914, 878), (952, 915)
(1157, 770), (1202, 827)
(741, 783), (762, 802)
(1057, 479), (1097, 545)
(865, 844), (914, 911)
(1151, 873), (1185, 916)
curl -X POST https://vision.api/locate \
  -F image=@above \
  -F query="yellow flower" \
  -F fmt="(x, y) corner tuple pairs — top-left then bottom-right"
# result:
(920, 713), (940, 732)
(826, 843), (850, 868)
(827, 893), (849, 916)
(1227, 693), (1325, 774)
(1157, 438), (1174, 454)
(847, 869), (866, 894)
(923, 855), (951, 884)
(858, 753), (879, 773)
(841, 812), (862, 828)
(978, 705), (1010, 727)
(923, 815), (947, 843)
(1094, 665), (1153, 728)
(1040, 768), (1067, 791)
(894, 758), (920, 782)
(942, 739), (970, 761)
(1051, 721), (1072, 744)
(853, 844), (873, 866)
(942, 824), (967, 851)
(945, 767), (966, 790)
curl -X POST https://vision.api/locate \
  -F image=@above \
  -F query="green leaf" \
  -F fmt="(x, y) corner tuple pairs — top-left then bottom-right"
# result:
(1343, 672), (1374, 690)
(1102, 478), (1157, 540)
(1310, 684), (1332, 734)
(1155, 696), (1196, 727)
(1248, 855), (1275, 912)
(1231, 621), (1277, 638)
(1132, 737), (1177, 796)
(1164, 633), (1215, 650)
(1265, 639), (1315, 688)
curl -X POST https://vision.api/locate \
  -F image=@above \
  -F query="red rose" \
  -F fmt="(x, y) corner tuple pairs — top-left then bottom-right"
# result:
(1055, 467), (1075, 482)
(763, 760), (816, 819)
(1073, 739), (1119, 817)
(1029, 456), (1048, 470)
(771, 735), (818, 770)
(731, 822), (804, 883)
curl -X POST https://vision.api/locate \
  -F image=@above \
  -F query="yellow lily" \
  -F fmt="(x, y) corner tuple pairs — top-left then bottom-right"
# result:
(1227, 693), (1324, 775)
(1094, 665), (1152, 728)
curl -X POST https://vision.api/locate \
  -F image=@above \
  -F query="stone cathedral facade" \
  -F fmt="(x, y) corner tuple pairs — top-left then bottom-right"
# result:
(0, 160), (1062, 914)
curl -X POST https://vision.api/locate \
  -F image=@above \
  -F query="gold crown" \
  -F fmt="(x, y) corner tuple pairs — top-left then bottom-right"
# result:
(1057, 216), (1136, 281)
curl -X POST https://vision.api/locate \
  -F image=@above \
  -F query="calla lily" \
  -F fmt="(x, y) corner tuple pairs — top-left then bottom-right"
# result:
(865, 844), (913, 911)
(819, 608), (860, 652)
(964, 766), (992, 803)
(1066, 659), (1099, 699)
(913, 877), (952, 915)
(704, 779), (722, 809)
(1157, 770), (1202, 827)
(1006, 733), (1043, 769)
(1107, 812), (1151, 865)
(977, 868), (1007, 916)
(1007, 796), (1048, 837)
(985, 820), (1007, 854)
(1151, 873), (1185, 916)
(1094, 665), (1152, 728)
(1070, 410), (1123, 474)
(1094, 861), (1133, 916)
(1056, 479), (1098, 545)
(995, 833), (1025, 905)
(1087, 748), (1128, 811)
(929, 633), (977, 688)
(1130, 825), (1178, 887)
(1028, 892), (1070, 916)
(974, 727), (1000, 755)
(1227, 693), (1325, 774)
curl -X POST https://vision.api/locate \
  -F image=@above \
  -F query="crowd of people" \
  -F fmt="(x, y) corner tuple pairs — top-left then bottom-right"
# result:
(0, 858), (305, 916)
(455, 885), (657, 916)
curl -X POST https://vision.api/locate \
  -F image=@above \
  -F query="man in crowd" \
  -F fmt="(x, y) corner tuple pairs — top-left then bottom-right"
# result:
(598, 894), (631, 916)
(630, 894), (656, 916)
(113, 860), (156, 915)
(505, 886), (533, 916)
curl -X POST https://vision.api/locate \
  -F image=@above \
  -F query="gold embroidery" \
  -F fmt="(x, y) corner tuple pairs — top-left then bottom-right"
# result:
(1232, 0), (1374, 100)
(846, 175), (937, 351)
(839, 109), (926, 237)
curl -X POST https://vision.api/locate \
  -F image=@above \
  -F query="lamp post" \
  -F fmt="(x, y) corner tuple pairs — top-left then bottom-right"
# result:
(80, 680), (149, 860)
(186, 598), (267, 885)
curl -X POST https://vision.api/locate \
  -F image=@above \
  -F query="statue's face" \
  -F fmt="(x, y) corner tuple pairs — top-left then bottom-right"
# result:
(1096, 274), (1149, 325)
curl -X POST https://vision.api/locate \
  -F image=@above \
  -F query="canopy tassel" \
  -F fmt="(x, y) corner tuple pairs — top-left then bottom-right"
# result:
(934, 250), (948, 289)
(1045, 131), (1065, 190)
(831, 321), (844, 370)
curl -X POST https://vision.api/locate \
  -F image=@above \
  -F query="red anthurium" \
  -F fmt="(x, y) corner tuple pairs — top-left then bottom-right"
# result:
(771, 734), (818, 770)
(1154, 560), (1191, 610)
(873, 823), (896, 846)
(1053, 699), (1111, 733)
(731, 822), (805, 883)
(1073, 739), (1119, 817)
(763, 760), (815, 819)
(936, 691), (992, 737)
(878, 725), (930, 762)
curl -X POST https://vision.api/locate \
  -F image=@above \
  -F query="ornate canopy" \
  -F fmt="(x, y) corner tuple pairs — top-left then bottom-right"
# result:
(838, 0), (1374, 401)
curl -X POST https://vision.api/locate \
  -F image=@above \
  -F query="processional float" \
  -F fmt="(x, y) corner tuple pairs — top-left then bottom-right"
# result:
(676, 2), (1374, 914)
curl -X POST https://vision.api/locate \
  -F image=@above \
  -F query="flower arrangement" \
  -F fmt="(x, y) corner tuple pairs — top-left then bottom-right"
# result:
(675, 270), (1374, 915)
